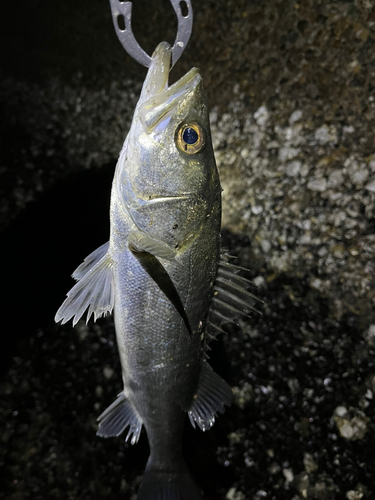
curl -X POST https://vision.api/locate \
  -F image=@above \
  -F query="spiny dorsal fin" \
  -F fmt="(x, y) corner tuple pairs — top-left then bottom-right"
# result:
(55, 246), (114, 326)
(188, 362), (233, 432)
(97, 392), (143, 445)
(206, 254), (263, 344)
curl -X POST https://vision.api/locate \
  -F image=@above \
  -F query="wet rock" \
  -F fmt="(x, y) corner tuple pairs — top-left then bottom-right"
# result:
(333, 407), (370, 441)
(364, 325), (375, 347)
(282, 468), (294, 483)
(315, 125), (338, 145)
(253, 276), (266, 288)
(289, 110), (303, 125)
(103, 366), (114, 379)
(346, 484), (367, 500)
(286, 161), (302, 177)
(253, 106), (269, 128)
(349, 166), (369, 187)
(307, 178), (327, 192)
(365, 179), (375, 192)
(278, 147), (301, 162)
(303, 453), (318, 474)
(232, 382), (254, 409)
(251, 204), (263, 215)
(260, 239), (271, 253)
(226, 488), (245, 500)
(328, 170), (345, 189)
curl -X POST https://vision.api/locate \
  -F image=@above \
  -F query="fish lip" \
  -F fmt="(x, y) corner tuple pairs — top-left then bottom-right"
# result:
(165, 67), (200, 97)
(139, 69), (202, 133)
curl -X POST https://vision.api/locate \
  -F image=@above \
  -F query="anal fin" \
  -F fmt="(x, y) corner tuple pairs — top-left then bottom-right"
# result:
(188, 363), (233, 432)
(97, 392), (143, 445)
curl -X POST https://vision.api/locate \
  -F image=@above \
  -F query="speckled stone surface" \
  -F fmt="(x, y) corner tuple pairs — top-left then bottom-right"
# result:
(1, 1), (375, 499)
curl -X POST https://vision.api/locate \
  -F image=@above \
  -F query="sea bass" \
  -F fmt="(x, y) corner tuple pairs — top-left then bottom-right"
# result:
(56, 41), (259, 500)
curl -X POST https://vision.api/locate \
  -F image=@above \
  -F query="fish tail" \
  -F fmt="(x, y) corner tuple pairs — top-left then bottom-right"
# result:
(138, 458), (202, 500)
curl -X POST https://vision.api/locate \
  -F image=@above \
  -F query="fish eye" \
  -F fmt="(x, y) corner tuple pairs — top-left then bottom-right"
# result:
(176, 122), (205, 154)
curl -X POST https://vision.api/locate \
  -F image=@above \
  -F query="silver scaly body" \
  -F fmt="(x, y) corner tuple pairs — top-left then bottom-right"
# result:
(56, 42), (260, 500)
(109, 41), (221, 475)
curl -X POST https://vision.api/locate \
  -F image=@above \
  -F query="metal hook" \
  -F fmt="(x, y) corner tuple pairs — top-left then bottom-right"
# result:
(109, 0), (193, 69)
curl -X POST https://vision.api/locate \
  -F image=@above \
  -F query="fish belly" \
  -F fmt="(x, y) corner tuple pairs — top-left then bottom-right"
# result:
(113, 248), (200, 458)
(113, 230), (218, 463)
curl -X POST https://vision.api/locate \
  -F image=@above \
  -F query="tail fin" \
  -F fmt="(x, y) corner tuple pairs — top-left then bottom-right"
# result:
(137, 460), (202, 500)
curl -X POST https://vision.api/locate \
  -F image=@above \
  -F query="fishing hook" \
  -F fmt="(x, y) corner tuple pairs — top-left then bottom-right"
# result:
(109, 0), (193, 69)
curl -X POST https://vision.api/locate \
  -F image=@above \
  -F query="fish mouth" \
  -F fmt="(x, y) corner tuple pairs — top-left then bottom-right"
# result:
(138, 43), (201, 133)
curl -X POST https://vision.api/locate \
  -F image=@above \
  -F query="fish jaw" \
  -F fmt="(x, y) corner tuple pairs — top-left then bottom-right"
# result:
(137, 41), (171, 103)
(138, 68), (201, 134)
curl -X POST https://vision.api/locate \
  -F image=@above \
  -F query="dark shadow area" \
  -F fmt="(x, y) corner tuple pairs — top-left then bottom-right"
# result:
(1, 167), (113, 375)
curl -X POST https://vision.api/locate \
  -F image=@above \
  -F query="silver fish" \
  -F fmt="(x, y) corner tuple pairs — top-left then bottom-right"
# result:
(56, 41), (260, 500)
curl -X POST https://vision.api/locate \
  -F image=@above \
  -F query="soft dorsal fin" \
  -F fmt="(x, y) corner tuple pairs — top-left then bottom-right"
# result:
(97, 392), (143, 445)
(188, 362), (233, 432)
(55, 245), (114, 326)
(206, 255), (263, 345)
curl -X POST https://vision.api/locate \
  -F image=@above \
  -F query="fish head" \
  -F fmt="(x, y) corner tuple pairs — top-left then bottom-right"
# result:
(115, 42), (221, 250)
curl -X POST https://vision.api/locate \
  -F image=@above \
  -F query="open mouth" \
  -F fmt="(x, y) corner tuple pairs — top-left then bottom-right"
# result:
(139, 67), (201, 133)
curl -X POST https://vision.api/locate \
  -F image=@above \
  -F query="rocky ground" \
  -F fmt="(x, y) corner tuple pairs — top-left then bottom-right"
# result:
(1, 1), (374, 499)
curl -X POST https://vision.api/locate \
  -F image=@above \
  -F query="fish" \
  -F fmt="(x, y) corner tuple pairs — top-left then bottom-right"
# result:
(55, 41), (261, 500)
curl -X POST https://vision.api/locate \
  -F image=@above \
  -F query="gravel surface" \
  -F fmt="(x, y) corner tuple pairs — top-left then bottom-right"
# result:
(1, 1), (374, 499)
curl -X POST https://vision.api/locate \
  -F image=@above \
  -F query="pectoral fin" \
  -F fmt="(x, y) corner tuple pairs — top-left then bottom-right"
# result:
(128, 231), (176, 261)
(72, 241), (109, 280)
(55, 246), (114, 326)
